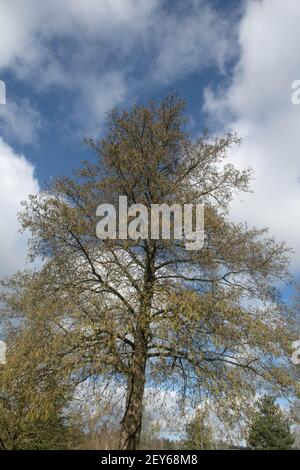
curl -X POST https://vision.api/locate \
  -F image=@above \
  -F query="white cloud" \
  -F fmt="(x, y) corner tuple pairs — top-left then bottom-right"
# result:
(0, 138), (39, 276)
(0, 0), (161, 136)
(0, 0), (159, 86)
(0, 0), (237, 136)
(152, 0), (238, 83)
(0, 98), (42, 144)
(73, 71), (127, 136)
(0, 0), (159, 71)
(204, 0), (300, 269)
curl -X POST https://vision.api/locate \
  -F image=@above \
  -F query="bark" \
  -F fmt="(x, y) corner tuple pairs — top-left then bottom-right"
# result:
(119, 330), (147, 450)
(119, 247), (155, 450)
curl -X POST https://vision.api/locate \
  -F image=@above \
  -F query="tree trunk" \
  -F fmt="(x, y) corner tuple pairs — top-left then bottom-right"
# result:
(119, 249), (154, 450)
(119, 331), (147, 450)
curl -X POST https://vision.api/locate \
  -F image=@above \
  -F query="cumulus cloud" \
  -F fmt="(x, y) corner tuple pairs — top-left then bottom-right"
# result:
(0, 138), (39, 276)
(204, 0), (300, 269)
(0, 0), (237, 136)
(0, 1), (158, 135)
(152, 0), (238, 83)
(0, 98), (42, 144)
(72, 71), (127, 136)
(0, 0), (158, 71)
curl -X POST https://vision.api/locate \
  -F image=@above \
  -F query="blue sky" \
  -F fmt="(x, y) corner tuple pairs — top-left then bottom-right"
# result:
(0, 0), (300, 305)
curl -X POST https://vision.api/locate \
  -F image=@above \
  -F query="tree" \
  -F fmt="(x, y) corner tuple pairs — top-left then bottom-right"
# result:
(290, 400), (300, 449)
(1, 94), (297, 450)
(0, 328), (82, 450)
(183, 409), (215, 450)
(247, 395), (295, 450)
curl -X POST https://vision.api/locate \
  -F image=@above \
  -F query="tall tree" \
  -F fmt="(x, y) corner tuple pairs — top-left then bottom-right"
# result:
(1, 95), (297, 449)
(247, 395), (295, 450)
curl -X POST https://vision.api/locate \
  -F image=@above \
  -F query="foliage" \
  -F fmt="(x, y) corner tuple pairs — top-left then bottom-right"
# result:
(247, 395), (295, 450)
(183, 409), (215, 450)
(289, 400), (300, 449)
(0, 330), (82, 450)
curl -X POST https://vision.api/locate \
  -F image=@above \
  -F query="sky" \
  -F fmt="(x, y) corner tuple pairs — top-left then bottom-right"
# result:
(0, 0), (300, 303)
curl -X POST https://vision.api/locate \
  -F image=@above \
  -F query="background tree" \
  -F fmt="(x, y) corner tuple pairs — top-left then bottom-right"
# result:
(247, 395), (295, 450)
(290, 400), (300, 449)
(183, 409), (215, 450)
(1, 94), (297, 450)
(0, 328), (82, 450)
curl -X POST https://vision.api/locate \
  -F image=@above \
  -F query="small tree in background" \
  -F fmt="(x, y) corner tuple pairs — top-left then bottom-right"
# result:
(0, 330), (83, 450)
(290, 400), (300, 449)
(247, 395), (294, 450)
(183, 409), (215, 450)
